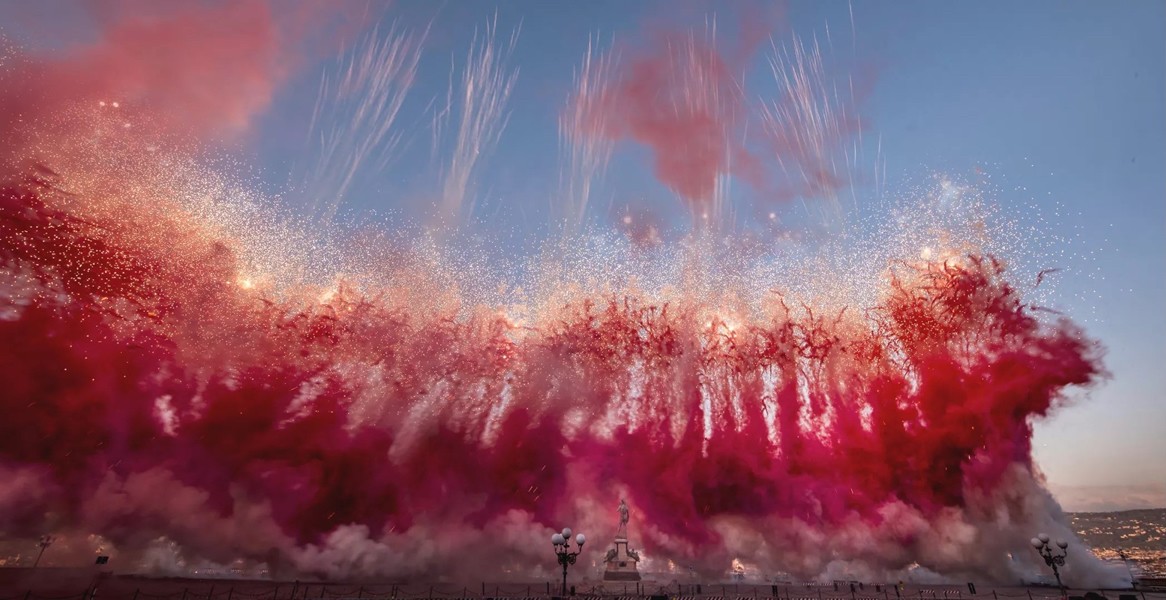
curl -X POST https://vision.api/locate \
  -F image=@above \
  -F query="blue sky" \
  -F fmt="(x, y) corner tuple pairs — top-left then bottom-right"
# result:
(3, 0), (1163, 511)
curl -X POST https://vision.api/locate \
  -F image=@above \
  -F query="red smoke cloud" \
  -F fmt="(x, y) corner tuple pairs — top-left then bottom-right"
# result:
(569, 4), (875, 223)
(0, 0), (365, 150)
(580, 11), (779, 213)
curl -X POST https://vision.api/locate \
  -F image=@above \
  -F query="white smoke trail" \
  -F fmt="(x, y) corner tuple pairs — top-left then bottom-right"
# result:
(300, 23), (426, 224)
(761, 33), (856, 226)
(676, 17), (744, 228)
(558, 34), (618, 234)
(434, 16), (520, 228)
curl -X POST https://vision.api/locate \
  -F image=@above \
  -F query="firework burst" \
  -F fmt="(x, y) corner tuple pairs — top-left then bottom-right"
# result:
(0, 2), (1128, 588)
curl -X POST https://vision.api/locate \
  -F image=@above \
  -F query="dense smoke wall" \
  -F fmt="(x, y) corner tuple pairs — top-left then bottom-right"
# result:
(0, 162), (1122, 585)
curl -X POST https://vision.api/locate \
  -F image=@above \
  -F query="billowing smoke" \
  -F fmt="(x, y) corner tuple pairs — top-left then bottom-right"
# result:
(573, 17), (764, 217)
(0, 1), (1128, 589)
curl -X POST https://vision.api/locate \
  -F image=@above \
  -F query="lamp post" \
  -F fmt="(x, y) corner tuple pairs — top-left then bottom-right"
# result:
(1030, 534), (1068, 594)
(1117, 548), (1136, 588)
(32, 535), (54, 568)
(551, 527), (586, 597)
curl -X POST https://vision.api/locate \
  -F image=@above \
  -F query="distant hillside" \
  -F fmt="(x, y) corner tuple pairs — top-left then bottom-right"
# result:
(1069, 508), (1166, 577)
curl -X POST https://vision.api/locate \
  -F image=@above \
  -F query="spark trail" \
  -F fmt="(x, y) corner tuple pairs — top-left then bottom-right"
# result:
(300, 24), (426, 224)
(434, 17), (520, 228)
(0, 3), (1127, 589)
(559, 34), (618, 234)
(761, 33), (863, 224)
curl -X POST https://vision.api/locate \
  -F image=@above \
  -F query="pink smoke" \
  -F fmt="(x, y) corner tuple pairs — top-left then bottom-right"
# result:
(0, 0), (365, 153)
(0, 162), (1113, 582)
(576, 12), (778, 213)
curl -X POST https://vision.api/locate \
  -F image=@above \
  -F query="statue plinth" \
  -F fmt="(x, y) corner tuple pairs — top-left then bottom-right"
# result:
(602, 537), (641, 581)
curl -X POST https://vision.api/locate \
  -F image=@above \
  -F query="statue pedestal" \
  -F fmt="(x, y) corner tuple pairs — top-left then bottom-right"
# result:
(603, 537), (641, 581)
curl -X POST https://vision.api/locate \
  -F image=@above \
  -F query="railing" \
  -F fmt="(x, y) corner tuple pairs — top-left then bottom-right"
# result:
(3, 582), (1164, 600)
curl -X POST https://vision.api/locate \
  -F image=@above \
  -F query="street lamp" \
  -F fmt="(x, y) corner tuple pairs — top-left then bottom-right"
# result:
(1117, 548), (1136, 588)
(1030, 534), (1068, 593)
(551, 527), (586, 597)
(33, 535), (55, 568)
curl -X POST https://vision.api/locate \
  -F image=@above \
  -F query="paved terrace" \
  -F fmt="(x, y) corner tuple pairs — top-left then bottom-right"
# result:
(0, 572), (1163, 600)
